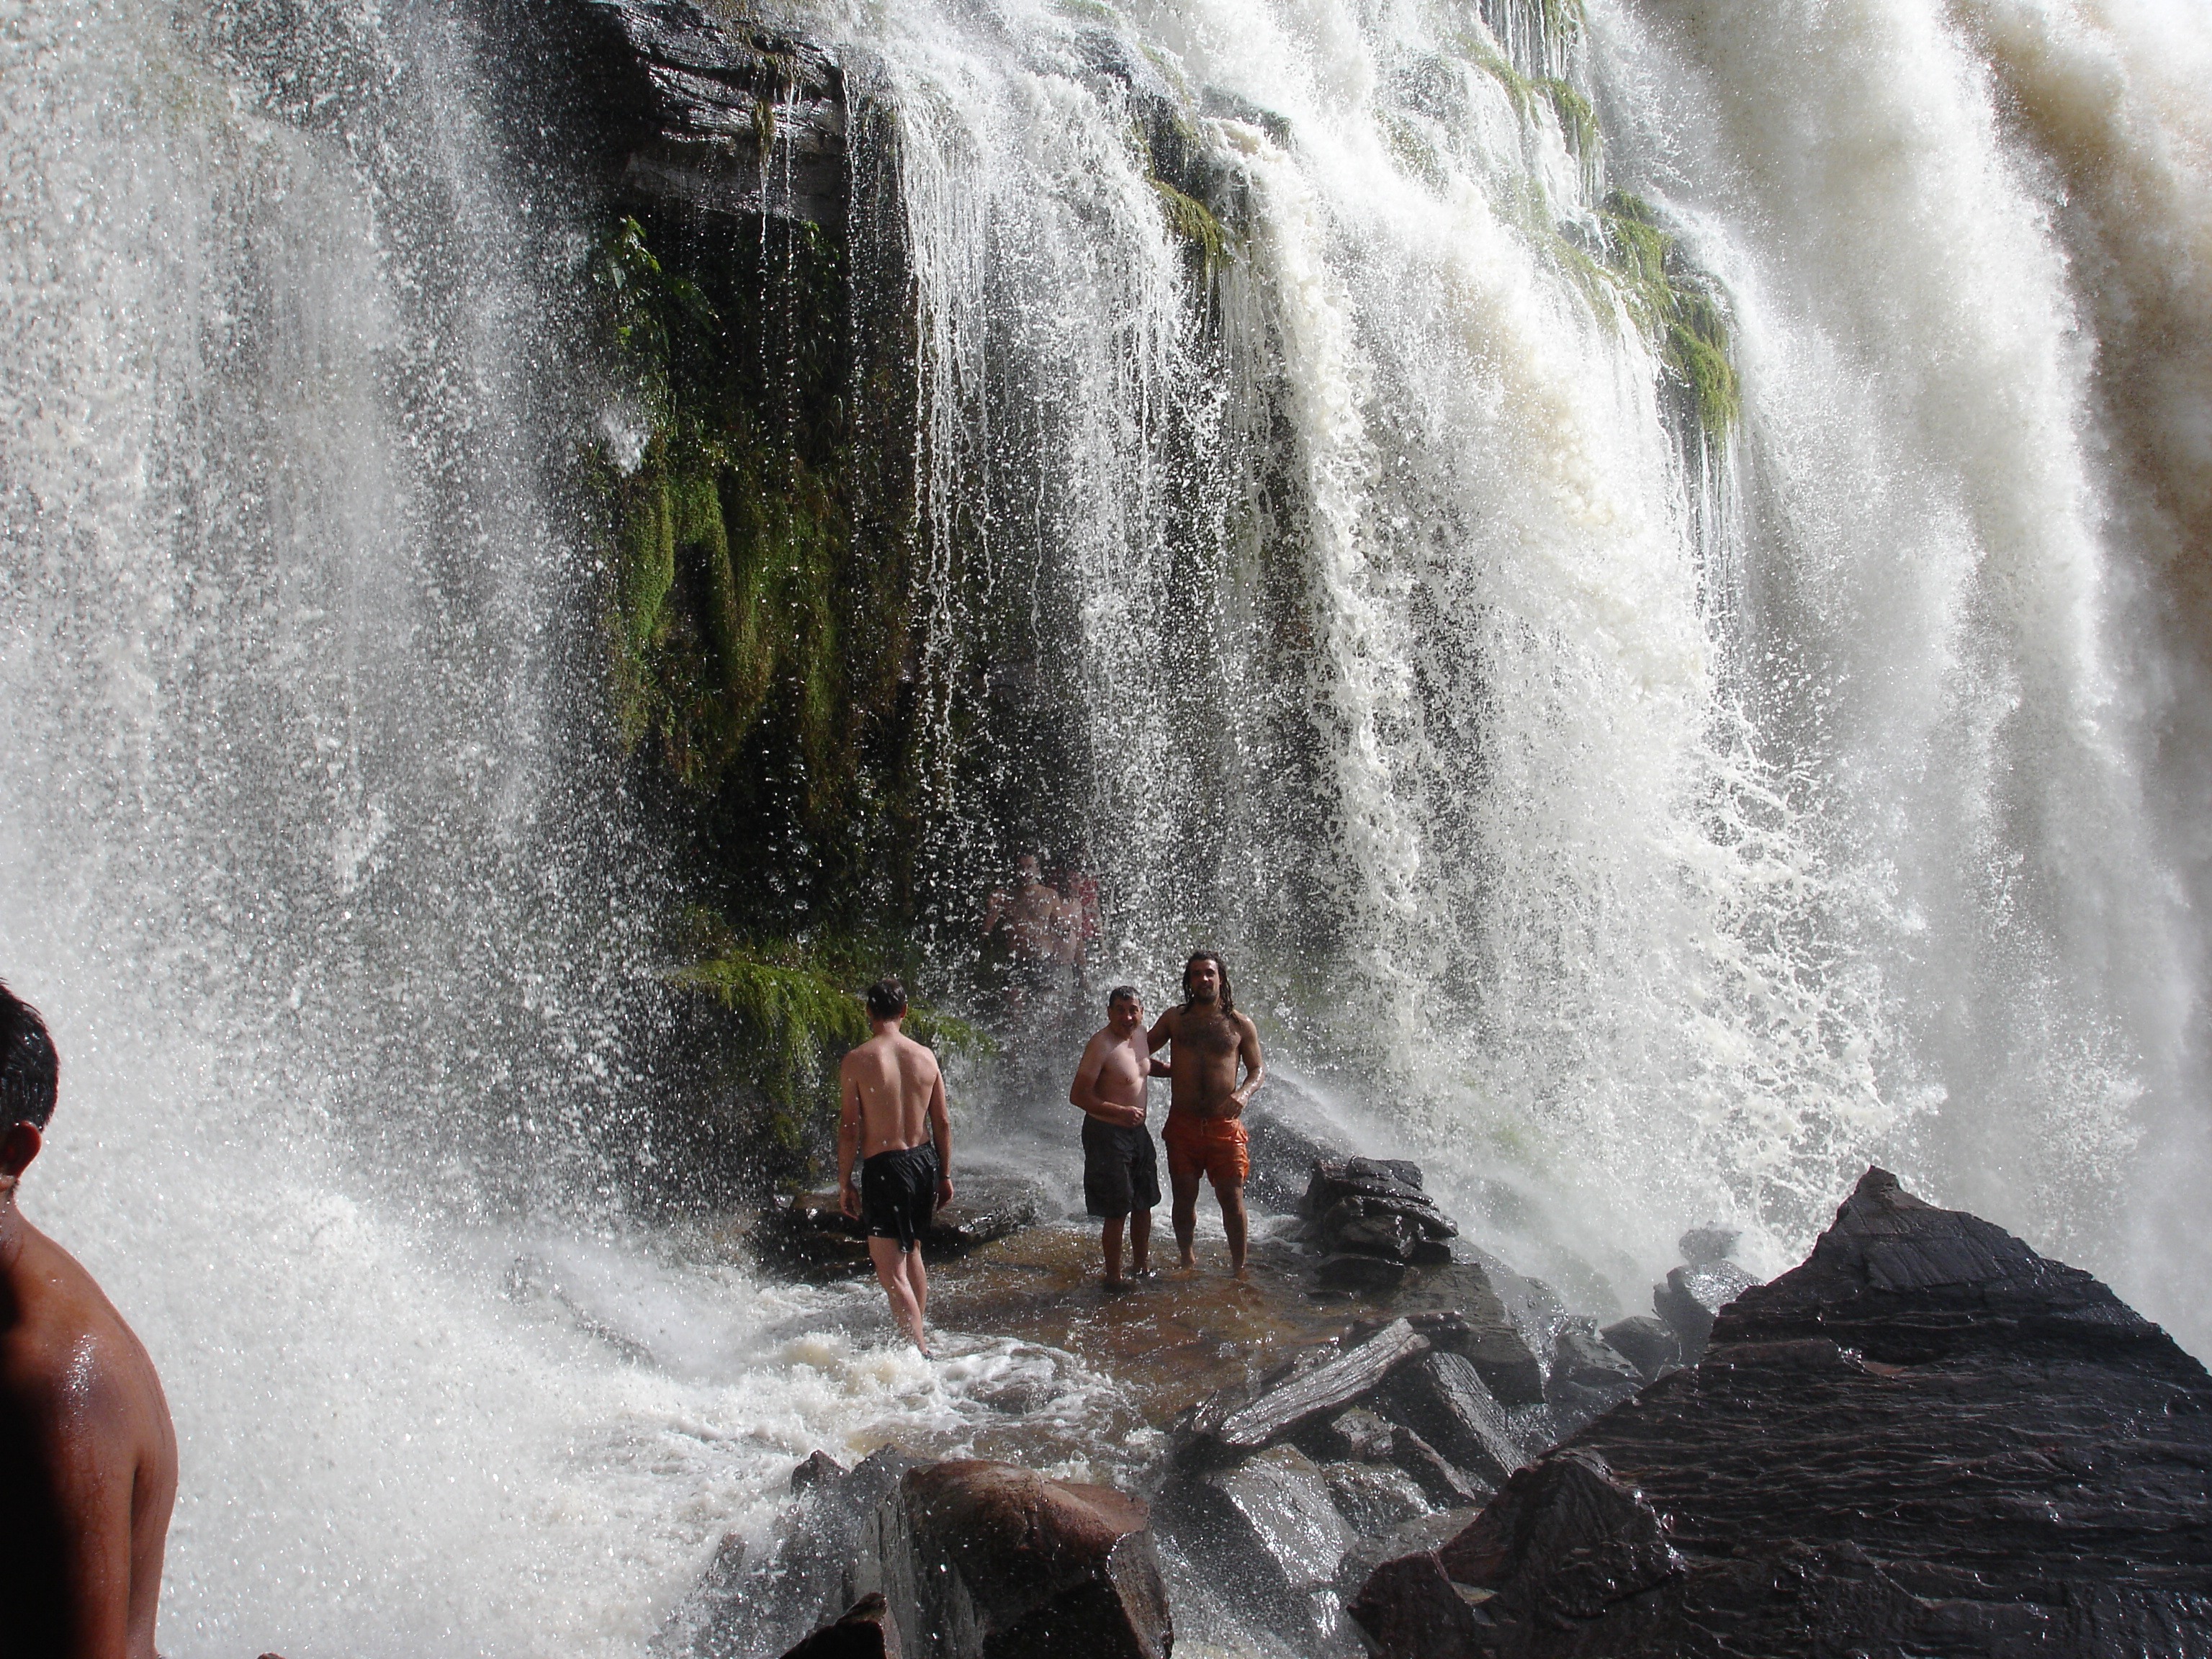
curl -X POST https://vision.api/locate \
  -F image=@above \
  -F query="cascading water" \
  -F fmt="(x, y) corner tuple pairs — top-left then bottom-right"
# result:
(2, 0), (2207, 1652)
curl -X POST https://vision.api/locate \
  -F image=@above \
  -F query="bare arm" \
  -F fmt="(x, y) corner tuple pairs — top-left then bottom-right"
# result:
(42, 1358), (135, 1659)
(1232, 1015), (1266, 1110)
(837, 1062), (863, 1219)
(1145, 1010), (1174, 1053)
(929, 1066), (954, 1205)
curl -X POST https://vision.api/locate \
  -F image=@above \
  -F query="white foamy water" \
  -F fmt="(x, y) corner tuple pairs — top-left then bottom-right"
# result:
(3, 0), (2209, 1651)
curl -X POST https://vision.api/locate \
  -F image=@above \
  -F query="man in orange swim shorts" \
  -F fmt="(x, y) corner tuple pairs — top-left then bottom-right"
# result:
(1148, 951), (1266, 1278)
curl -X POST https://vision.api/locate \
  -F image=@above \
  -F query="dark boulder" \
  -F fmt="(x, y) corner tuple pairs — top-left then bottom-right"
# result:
(1652, 1258), (1755, 1361)
(1362, 1166), (2212, 1657)
(1597, 1314), (1678, 1381)
(1543, 1319), (1642, 1433)
(1377, 1351), (1529, 1491)
(1321, 1459), (1434, 1535)
(859, 1460), (1170, 1659)
(781, 1593), (900, 1659)
(791, 1449), (848, 1493)
(1677, 1222), (1742, 1266)
(1154, 1444), (1359, 1653)
(680, 1444), (921, 1657)
(1295, 1406), (1488, 1509)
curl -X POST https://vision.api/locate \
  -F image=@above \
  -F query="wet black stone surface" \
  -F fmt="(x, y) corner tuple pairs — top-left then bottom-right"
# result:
(1356, 1168), (2212, 1659)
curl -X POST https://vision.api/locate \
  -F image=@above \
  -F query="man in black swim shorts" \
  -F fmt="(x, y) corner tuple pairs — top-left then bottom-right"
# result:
(1069, 986), (1166, 1288)
(839, 980), (954, 1354)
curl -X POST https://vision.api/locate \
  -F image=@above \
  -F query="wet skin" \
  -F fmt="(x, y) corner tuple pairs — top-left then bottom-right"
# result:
(838, 1018), (954, 1356)
(0, 1120), (177, 1659)
(1146, 961), (1266, 1277)
(1069, 997), (1171, 1287)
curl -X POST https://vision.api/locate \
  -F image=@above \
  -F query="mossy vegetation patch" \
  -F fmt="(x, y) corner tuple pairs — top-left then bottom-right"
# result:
(1575, 190), (1740, 441)
(667, 912), (994, 1177)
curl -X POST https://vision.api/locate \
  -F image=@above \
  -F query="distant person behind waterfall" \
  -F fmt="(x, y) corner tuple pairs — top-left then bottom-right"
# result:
(0, 979), (179, 1659)
(1148, 952), (1265, 1280)
(1068, 986), (1167, 1289)
(838, 979), (954, 1357)
(981, 854), (1064, 1012)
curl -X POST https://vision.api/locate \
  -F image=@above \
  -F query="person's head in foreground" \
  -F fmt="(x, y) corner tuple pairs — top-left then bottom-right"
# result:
(1, 977), (178, 1659)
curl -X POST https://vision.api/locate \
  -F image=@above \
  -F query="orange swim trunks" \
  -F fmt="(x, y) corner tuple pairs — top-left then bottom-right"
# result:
(1161, 1110), (1250, 1190)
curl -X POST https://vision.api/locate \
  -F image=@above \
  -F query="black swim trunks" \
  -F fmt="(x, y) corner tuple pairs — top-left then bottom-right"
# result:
(1082, 1117), (1160, 1219)
(861, 1144), (940, 1253)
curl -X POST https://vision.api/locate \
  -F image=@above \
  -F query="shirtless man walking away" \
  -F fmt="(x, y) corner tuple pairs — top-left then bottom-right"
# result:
(1068, 986), (1166, 1289)
(1, 980), (178, 1659)
(838, 979), (954, 1356)
(1148, 952), (1266, 1279)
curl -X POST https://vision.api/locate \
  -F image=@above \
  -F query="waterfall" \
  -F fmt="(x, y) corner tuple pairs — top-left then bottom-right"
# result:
(1, 0), (2207, 1651)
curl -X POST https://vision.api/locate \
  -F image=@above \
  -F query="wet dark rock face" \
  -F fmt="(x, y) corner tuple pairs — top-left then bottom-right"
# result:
(568, 0), (848, 225)
(1352, 1167), (2212, 1658)
(858, 1460), (1172, 1659)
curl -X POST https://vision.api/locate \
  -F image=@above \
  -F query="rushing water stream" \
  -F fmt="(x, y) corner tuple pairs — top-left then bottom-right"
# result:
(2, 0), (2208, 1652)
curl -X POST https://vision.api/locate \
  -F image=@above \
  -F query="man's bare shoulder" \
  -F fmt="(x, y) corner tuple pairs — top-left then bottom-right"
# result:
(1233, 1010), (1262, 1040)
(1, 1228), (150, 1421)
(894, 1031), (943, 1071)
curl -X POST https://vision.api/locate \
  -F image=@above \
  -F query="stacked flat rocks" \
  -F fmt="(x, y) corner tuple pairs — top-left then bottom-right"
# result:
(1305, 1159), (1457, 1292)
(1349, 1167), (2212, 1658)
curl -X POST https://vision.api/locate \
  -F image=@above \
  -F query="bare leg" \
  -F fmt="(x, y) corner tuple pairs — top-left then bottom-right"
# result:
(869, 1238), (930, 1354)
(1169, 1166), (1201, 1269)
(1129, 1208), (1152, 1274)
(904, 1249), (930, 1333)
(1218, 1182), (1249, 1279)
(1102, 1215), (1125, 1286)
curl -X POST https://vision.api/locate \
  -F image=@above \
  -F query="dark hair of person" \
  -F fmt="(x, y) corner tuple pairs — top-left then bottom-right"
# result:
(1107, 985), (1140, 1010)
(0, 979), (59, 1132)
(1182, 951), (1234, 1017)
(865, 979), (909, 1022)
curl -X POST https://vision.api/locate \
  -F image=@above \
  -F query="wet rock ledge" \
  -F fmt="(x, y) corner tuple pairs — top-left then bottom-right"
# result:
(1350, 1168), (2212, 1658)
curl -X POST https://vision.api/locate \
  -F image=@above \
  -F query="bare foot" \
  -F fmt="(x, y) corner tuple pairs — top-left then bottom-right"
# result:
(1102, 1277), (1130, 1294)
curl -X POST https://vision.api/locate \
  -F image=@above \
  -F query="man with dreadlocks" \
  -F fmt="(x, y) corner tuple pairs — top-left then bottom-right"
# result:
(0, 979), (178, 1658)
(1147, 951), (1266, 1278)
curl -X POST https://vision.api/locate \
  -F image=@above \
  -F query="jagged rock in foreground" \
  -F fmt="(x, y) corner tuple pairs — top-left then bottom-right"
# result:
(858, 1460), (1171, 1659)
(1352, 1167), (2212, 1658)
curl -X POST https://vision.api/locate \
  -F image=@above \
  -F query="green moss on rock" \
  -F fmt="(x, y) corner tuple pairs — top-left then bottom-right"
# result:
(1593, 190), (1741, 441)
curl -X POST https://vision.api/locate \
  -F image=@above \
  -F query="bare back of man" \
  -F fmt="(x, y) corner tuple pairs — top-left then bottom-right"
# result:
(1, 1221), (178, 1659)
(1147, 953), (1264, 1278)
(838, 981), (953, 1356)
(1, 981), (177, 1659)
